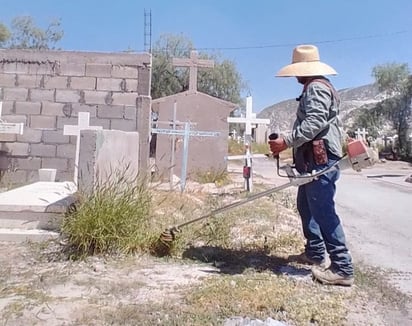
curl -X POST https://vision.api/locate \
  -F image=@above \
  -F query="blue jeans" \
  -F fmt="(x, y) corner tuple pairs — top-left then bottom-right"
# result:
(296, 159), (354, 276)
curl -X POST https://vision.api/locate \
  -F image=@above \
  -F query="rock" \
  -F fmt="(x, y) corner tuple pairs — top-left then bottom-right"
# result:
(224, 316), (287, 326)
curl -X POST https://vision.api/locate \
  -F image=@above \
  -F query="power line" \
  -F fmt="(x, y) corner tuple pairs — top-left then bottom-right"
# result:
(194, 30), (409, 51)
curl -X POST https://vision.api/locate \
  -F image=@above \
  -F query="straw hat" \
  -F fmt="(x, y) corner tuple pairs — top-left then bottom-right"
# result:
(276, 44), (337, 77)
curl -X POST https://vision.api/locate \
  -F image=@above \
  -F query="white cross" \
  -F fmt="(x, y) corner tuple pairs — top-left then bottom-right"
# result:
(227, 96), (270, 143)
(355, 127), (368, 141)
(63, 112), (103, 185)
(0, 90), (24, 135)
(231, 129), (237, 140)
(227, 96), (270, 192)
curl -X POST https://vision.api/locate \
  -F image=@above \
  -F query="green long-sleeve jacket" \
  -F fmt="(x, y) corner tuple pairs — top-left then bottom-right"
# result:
(284, 78), (343, 169)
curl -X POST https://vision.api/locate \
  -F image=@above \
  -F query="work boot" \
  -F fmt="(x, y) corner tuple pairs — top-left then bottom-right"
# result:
(312, 266), (354, 286)
(288, 252), (326, 267)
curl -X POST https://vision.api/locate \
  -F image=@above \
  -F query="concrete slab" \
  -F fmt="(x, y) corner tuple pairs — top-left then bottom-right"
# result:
(0, 181), (77, 242)
(0, 181), (77, 212)
(0, 228), (59, 242)
(0, 214), (61, 230)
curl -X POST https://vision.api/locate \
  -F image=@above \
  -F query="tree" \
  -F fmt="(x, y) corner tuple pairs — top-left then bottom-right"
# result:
(151, 34), (245, 104)
(372, 63), (410, 98)
(151, 34), (191, 99)
(198, 57), (244, 104)
(350, 103), (387, 139)
(0, 16), (63, 50)
(0, 23), (10, 45)
(371, 63), (412, 158)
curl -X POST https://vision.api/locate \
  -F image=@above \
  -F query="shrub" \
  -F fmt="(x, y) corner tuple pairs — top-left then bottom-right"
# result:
(61, 171), (155, 257)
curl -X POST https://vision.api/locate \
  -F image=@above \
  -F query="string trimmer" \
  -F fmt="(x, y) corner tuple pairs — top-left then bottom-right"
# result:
(151, 135), (374, 257)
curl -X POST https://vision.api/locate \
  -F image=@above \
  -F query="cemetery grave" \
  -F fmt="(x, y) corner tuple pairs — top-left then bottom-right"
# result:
(152, 50), (236, 181)
(0, 181), (76, 242)
(227, 96), (270, 191)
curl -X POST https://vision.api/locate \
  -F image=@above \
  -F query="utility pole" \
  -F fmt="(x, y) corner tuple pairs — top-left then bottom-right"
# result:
(144, 9), (152, 53)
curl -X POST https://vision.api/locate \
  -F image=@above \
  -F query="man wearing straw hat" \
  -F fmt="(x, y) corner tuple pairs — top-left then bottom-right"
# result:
(269, 44), (354, 286)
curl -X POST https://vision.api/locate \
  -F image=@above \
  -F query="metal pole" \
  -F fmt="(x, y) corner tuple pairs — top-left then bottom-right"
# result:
(169, 102), (177, 189)
(244, 142), (253, 192)
(0, 92), (3, 118)
(180, 122), (190, 192)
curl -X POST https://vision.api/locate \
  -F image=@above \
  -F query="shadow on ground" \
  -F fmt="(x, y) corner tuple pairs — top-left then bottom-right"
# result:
(182, 245), (310, 277)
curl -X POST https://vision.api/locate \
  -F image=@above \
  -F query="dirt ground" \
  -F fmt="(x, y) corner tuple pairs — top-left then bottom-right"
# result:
(0, 242), (215, 325)
(0, 164), (411, 325)
(0, 240), (404, 326)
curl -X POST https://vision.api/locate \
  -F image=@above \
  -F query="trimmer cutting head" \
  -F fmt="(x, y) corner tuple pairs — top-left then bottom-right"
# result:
(150, 227), (179, 257)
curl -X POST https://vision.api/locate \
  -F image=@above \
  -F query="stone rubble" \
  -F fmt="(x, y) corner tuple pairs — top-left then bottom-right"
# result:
(224, 317), (287, 326)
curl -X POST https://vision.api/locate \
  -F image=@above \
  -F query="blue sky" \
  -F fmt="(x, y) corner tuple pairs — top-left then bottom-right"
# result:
(1, 0), (412, 112)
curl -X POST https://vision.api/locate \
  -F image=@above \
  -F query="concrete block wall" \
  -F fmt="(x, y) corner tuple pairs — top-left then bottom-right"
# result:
(0, 49), (151, 186)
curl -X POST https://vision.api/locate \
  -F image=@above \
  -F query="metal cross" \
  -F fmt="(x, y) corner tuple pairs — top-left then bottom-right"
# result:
(152, 103), (219, 191)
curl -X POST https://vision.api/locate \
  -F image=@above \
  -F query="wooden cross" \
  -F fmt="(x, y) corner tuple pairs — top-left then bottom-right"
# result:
(63, 112), (103, 185)
(172, 50), (214, 92)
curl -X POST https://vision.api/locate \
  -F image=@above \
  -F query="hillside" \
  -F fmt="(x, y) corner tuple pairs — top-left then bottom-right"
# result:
(258, 83), (385, 132)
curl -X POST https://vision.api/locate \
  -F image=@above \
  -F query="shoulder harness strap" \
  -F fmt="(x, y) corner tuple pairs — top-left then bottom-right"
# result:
(302, 78), (340, 104)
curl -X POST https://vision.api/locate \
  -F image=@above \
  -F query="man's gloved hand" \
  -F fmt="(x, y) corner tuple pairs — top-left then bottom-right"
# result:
(268, 137), (287, 156)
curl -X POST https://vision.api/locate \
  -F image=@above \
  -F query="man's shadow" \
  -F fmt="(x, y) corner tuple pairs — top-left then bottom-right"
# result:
(182, 245), (311, 277)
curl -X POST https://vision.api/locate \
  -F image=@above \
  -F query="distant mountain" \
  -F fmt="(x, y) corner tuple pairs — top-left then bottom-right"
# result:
(258, 83), (386, 132)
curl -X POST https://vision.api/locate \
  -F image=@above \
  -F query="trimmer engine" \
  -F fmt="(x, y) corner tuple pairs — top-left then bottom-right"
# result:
(344, 139), (375, 172)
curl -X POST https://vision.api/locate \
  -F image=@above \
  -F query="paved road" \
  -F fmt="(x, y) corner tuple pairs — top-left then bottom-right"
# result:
(240, 158), (412, 295)
(337, 164), (412, 295)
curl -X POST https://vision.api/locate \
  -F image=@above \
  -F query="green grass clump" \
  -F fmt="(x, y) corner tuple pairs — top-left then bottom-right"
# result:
(228, 139), (271, 156)
(228, 139), (245, 155)
(251, 142), (271, 154)
(192, 168), (231, 186)
(61, 172), (155, 257)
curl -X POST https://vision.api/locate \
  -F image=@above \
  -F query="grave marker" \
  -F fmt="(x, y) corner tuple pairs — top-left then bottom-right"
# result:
(227, 96), (270, 143)
(152, 103), (220, 191)
(0, 95), (24, 135)
(152, 123), (220, 191)
(355, 128), (368, 141)
(227, 96), (270, 191)
(172, 50), (214, 92)
(63, 112), (103, 185)
(231, 129), (237, 141)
